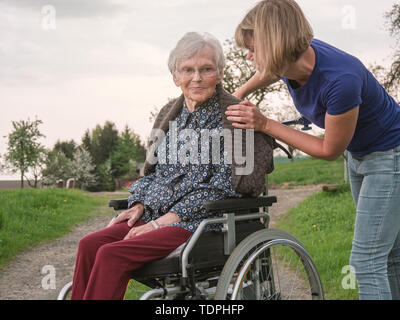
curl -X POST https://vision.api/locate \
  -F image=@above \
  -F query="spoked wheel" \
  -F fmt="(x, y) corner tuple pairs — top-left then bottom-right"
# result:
(214, 229), (324, 300)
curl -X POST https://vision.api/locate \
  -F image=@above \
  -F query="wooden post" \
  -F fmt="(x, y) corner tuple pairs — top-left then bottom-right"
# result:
(343, 150), (349, 183)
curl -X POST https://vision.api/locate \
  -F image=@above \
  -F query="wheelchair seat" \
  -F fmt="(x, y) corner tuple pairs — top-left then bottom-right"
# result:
(108, 196), (276, 288)
(130, 219), (266, 287)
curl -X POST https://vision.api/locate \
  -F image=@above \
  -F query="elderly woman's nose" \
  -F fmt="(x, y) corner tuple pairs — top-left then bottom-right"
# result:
(192, 69), (202, 81)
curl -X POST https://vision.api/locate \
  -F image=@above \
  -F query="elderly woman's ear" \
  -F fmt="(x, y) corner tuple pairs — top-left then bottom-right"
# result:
(216, 71), (223, 84)
(172, 73), (180, 87)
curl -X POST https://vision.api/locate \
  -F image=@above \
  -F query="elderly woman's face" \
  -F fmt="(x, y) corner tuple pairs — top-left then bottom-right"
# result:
(173, 45), (221, 111)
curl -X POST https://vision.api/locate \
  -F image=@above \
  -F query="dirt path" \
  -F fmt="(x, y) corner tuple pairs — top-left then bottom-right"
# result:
(0, 187), (320, 300)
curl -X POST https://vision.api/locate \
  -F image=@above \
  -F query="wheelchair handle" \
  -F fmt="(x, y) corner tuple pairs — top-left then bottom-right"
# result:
(273, 116), (313, 159)
(281, 116), (312, 131)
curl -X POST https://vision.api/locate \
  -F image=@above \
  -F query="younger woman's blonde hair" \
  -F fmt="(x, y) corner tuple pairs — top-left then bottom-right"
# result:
(235, 0), (314, 76)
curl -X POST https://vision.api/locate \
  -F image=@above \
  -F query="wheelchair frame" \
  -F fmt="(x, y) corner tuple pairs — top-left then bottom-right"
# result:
(57, 116), (324, 300)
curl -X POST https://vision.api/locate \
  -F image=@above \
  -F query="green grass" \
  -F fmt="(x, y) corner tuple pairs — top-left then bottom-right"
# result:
(268, 156), (345, 187)
(276, 183), (358, 300)
(266, 157), (359, 299)
(0, 157), (354, 300)
(0, 188), (111, 269)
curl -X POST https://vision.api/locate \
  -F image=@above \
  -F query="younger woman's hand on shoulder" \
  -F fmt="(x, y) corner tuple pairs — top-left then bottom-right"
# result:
(225, 100), (269, 132)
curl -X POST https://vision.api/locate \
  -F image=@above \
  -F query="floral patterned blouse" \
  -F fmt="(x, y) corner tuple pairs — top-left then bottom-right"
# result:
(127, 91), (239, 232)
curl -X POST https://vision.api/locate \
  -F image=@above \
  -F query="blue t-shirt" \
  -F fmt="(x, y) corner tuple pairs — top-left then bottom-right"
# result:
(282, 39), (400, 157)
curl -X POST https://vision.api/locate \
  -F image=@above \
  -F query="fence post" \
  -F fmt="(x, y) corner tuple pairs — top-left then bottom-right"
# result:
(343, 151), (349, 183)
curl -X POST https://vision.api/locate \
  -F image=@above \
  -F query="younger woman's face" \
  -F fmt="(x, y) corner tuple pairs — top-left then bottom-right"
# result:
(244, 33), (255, 62)
(244, 33), (265, 73)
(244, 32), (283, 79)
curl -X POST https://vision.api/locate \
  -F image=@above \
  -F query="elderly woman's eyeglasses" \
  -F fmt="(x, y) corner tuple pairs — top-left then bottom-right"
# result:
(178, 66), (217, 79)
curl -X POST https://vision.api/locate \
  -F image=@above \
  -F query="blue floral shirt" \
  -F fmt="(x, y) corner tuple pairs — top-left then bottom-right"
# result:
(127, 92), (239, 232)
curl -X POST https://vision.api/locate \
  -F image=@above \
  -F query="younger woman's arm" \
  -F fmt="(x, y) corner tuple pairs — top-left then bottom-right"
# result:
(226, 101), (359, 161)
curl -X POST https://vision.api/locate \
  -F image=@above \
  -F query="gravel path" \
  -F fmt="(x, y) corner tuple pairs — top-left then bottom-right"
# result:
(0, 187), (320, 300)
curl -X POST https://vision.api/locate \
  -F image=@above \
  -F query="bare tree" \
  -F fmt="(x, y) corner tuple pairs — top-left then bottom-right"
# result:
(384, 3), (400, 95)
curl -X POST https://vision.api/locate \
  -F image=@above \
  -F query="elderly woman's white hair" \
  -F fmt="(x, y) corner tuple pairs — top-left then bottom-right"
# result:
(168, 32), (226, 76)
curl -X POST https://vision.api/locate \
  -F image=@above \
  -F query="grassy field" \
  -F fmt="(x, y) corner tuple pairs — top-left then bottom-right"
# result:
(268, 156), (345, 187)
(0, 188), (110, 269)
(268, 156), (358, 299)
(276, 183), (358, 300)
(1, 156), (357, 300)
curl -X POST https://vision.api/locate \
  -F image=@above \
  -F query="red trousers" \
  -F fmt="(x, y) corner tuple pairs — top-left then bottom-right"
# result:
(70, 220), (192, 300)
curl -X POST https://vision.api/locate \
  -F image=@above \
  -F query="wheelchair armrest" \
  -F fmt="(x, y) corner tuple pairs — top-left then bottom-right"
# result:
(203, 195), (277, 214)
(108, 195), (278, 213)
(108, 198), (129, 211)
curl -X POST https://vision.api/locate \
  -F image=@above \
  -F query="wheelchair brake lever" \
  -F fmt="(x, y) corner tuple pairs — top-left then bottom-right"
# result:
(272, 139), (293, 159)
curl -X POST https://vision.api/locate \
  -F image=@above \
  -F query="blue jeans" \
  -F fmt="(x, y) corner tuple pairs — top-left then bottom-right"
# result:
(348, 145), (400, 300)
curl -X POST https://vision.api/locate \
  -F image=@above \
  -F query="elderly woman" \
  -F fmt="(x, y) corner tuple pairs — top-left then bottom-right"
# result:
(70, 32), (274, 300)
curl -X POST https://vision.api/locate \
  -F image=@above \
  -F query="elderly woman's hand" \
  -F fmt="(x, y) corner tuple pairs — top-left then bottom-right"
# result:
(123, 211), (181, 240)
(107, 203), (144, 228)
(123, 222), (155, 240)
(225, 100), (269, 132)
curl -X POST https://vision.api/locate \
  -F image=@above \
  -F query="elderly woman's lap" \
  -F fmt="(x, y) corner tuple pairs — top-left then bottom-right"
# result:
(72, 221), (192, 299)
(78, 221), (191, 258)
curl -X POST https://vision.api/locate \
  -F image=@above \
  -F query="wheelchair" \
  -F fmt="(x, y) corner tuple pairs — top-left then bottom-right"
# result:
(57, 116), (324, 300)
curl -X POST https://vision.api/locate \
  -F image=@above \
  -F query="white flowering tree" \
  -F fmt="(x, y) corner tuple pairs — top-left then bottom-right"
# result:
(41, 150), (72, 187)
(70, 147), (98, 190)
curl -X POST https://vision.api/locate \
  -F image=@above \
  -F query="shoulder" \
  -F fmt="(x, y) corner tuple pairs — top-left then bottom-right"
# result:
(216, 84), (242, 110)
(312, 38), (366, 82)
(322, 73), (363, 115)
(152, 95), (185, 129)
(157, 96), (182, 116)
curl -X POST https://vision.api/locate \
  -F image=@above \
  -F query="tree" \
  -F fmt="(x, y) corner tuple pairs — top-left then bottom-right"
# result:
(80, 122), (146, 190)
(79, 121), (120, 191)
(81, 129), (92, 154)
(3, 118), (46, 188)
(90, 121), (119, 166)
(53, 139), (77, 160)
(384, 3), (400, 94)
(41, 150), (72, 187)
(111, 125), (146, 179)
(70, 147), (98, 190)
(26, 148), (47, 188)
(97, 158), (115, 191)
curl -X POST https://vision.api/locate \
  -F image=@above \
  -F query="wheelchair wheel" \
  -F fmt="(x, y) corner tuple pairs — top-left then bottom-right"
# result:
(57, 281), (73, 300)
(214, 229), (324, 300)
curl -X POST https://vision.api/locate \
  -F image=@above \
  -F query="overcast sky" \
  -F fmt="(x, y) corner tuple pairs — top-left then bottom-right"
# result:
(0, 0), (398, 179)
